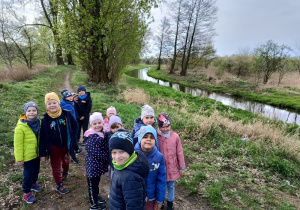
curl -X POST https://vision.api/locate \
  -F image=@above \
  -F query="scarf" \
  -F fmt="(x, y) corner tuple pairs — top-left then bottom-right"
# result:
(161, 130), (171, 138)
(78, 93), (87, 100)
(46, 107), (62, 118)
(113, 151), (137, 170)
(22, 117), (40, 139)
(84, 128), (104, 138)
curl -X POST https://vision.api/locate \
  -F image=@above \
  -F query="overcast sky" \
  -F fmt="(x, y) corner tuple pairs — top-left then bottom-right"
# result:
(150, 0), (300, 56)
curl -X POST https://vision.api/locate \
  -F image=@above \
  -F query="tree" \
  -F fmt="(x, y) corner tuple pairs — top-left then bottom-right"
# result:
(253, 40), (291, 84)
(59, 0), (158, 84)
(156, 16), (171, 70)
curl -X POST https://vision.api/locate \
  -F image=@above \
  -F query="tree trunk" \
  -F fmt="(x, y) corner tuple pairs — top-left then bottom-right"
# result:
(67, 53), (74, 65)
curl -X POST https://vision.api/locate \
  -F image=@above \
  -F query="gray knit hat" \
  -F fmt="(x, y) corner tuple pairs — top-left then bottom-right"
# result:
(141, 104), (154, 119)
(23, 101), (38, 113)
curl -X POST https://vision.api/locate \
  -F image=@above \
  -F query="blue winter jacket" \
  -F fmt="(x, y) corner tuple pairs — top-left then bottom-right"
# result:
(131, 117), (159, 149)
(109, 151), (149, 210)
(134, 143), (166, 204)
(60, 99), (76, 119)
(39, 109), (78, 157)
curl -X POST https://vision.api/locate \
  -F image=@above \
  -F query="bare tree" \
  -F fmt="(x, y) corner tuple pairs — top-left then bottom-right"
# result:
(156, 16), (171, 70)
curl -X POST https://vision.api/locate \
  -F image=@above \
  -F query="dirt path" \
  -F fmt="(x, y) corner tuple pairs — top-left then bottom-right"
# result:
(7, 71), (210, 209)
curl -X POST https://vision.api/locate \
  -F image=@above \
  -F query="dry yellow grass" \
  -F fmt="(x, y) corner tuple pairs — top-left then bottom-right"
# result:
(119, 87), (150, 105)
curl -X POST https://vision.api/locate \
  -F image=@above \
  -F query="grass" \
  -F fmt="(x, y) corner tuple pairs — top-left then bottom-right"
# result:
(147, 66), (300, 112)
(1, 64), (300, 209)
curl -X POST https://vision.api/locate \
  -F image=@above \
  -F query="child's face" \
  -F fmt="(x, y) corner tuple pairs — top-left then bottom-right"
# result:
(160, 125), (171, 134)
(73, 95), (78, 102)
(111, 124), (123, 133)
(91, 119), (103, 132)
(25, 107), (38, 121)
(107, 113), (115, 119)
(111, 149), (130, 165)
(140, 133), (155, 152)
(65, 96), (73, 102)
(78, 90), (86, 96)
(46, 100), (59, 113)
(142, 115), (154, 126)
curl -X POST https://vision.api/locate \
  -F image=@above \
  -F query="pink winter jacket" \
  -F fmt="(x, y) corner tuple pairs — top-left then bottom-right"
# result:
(157, 130), (185, 181)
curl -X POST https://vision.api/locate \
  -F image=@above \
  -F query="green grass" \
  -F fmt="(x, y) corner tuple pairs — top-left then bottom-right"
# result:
(1, 65), (300, 209)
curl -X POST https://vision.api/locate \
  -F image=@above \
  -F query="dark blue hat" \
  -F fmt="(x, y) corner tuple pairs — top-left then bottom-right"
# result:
(77, 85), (86, 93)
(109, 131), (134, 155)
(61, 89), (72, 100)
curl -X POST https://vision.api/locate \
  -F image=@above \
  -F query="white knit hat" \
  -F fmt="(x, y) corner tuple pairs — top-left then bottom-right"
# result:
(141, 104), (154, 119)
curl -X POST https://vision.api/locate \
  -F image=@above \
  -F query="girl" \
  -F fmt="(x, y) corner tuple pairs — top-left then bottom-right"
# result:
(103, 106), (117, 132)
(84, 112), (109, 210)
(14, 102), (41, 203)
(157, 113), (185, 210)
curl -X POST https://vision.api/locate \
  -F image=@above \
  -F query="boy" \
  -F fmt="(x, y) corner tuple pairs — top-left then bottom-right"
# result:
(134, 125), (166, 210)
(77, 85), (92, 144)
(131, 104), (158, 149)
(60, 89), (82, 164)
(109, 131), (149, 209)
(39, 92), (78, 194)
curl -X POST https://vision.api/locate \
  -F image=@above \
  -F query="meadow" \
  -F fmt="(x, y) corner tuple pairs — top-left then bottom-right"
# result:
(0, 65), (300, 209)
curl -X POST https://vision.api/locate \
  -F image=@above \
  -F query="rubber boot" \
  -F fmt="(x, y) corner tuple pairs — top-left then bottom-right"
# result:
(167, 201), (174, 210)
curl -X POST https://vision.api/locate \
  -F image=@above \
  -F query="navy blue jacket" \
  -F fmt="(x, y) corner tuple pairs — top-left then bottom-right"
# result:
(39, 109), (78, 157)
(109, 151), (149, 210)
(134, 143), (166, 204)
(77, 92), (92, 117)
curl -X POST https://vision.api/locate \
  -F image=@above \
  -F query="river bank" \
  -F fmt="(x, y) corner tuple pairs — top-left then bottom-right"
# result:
(147, 66), (300, 112)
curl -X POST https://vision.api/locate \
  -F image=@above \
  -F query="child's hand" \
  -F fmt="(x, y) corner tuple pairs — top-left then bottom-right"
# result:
(154, 203), (162, 210)
(180, 170), (185, 176)
(16, 161), (24, 166)
(40, 157), (46, 162)
(80, 116), (85, 120)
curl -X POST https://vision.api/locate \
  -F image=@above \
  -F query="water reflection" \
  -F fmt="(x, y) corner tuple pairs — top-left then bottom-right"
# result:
(128, 68), (300, 125)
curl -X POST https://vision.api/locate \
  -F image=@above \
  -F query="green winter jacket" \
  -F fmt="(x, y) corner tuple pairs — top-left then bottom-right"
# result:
(14, 114), (40, 162)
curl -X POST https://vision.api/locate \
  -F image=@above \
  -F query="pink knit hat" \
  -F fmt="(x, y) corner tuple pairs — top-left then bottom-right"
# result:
(106, 106), (117, 116)
(89, 112), (104, 125)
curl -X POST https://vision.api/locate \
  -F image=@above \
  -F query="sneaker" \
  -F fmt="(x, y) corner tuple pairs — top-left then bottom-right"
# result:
(90, 203), (106, 210)
(56, 183), (69, 194)
(22, 192), (36, 203)
(70, 154), (79, 164)
(62, 172), (68, 182)
(98, 195), (106, 204)
(31, 183), (42, 192)
(76, 148), (83, 153)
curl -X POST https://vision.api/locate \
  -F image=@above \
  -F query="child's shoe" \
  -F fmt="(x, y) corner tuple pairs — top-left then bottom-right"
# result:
(97, 194), (106, 204)
(167, 201), (174, 210)
(90, 203), (106, 210)
(22, 192), (37, 203)
(70, 154), (79, 164)
(31, 183), (42, 192)
(56, 183), (69, 194)
(76, 148), (83, 153)
(62, 171), (68, 182)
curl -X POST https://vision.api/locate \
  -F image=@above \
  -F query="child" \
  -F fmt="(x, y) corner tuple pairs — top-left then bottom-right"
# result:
(77, 85), (92, 144)
(39, 92), (78, 194)
(134, 125), (166, 210)
(14, 102), (42, 203)
(109, 131), (149, 209)
(157, 113), (185, 210)
(103, 106), (117, 132)
(131, 104), (158, 149)
(60, 89), (82, 164)
(84, 112), (108, 210)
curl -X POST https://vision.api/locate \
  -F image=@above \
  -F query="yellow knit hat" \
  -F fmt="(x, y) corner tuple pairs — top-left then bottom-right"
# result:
(45, 92), (60, 105)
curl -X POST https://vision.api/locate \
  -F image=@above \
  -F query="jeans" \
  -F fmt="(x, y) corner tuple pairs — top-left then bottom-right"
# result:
(87, 176), (101, 205)
(167, 181), (175, 202)
(23, 157), (40, 193)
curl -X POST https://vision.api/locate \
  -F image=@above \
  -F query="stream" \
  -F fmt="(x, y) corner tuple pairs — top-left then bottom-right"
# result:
(128, 68), (300, 126)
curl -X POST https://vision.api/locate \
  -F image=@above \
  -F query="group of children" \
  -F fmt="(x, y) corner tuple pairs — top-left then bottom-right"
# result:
(14, 85), (185, 210)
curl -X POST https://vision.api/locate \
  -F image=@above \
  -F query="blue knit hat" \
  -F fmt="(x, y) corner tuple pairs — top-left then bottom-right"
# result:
(77, 85), (86, 93)
(138, 125), (158, 144)
(61, 89), (73, 100)
(109, 131), (134, 155)
(23, 101), (38, 113)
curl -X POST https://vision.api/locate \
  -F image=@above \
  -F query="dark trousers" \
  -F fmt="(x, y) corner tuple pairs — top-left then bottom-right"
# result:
(50, 145), (69, 185)
(23, 157), (40, 193)
(87, 176), (101, 205)
(77, 115), (89, 141)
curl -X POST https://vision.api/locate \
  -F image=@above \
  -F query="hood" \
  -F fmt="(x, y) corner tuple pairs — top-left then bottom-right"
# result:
(126, 151), (149, 178)
(133, 116), (143, 126)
